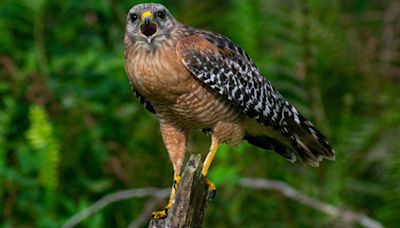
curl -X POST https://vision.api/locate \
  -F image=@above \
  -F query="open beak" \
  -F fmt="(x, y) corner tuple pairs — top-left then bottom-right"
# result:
(140, 11), (157, 41)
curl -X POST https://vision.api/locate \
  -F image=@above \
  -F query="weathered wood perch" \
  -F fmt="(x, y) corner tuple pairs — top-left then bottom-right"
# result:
(148, 154), (209, 228)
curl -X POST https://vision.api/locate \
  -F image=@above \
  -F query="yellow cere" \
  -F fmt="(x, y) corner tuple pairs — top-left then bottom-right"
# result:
(141, 11), (153, 21)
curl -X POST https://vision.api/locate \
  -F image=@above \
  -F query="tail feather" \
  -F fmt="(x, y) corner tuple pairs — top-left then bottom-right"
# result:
(284, 106), (335, 166)
(245, 105), (335, 167)
(283, 106), (335, 166)
(244, 134), (297, 162)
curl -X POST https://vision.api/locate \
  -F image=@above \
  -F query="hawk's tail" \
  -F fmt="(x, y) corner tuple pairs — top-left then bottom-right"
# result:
(284, 109), (335, 167)
(245, 106), (335, 167)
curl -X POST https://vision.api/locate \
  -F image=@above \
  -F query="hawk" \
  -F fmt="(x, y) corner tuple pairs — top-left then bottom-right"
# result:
(124, 3), (335, 218)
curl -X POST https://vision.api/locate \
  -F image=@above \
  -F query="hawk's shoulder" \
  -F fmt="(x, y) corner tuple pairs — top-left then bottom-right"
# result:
(180, 27), (253, 64)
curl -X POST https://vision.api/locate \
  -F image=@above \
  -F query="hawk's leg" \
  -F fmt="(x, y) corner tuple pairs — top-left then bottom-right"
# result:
(152, 122), (187, 219)
(202, 137), (219, 201)
(152, 174), (181, 219)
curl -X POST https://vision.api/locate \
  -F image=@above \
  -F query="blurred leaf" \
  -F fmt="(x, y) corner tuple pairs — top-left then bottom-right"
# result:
(27, 105), (60, 191)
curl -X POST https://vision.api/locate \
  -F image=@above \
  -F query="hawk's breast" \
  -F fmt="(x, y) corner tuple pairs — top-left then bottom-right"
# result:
(126, 44), (190, 101)
(125, 38), (243, 129)
(154, 77), (243, 129)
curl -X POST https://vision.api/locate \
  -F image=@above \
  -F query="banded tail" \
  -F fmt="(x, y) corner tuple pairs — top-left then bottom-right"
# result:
(245, 105), (335, 167)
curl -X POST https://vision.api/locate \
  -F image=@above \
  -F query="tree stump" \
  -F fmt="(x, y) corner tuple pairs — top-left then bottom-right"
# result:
(148, 154), (209, 228)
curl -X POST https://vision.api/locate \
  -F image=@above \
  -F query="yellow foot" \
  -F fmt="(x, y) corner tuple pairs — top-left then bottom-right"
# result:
(204, 177), (217, 201)
(152, 208), (168, 219)
(152, 175), (181, 219)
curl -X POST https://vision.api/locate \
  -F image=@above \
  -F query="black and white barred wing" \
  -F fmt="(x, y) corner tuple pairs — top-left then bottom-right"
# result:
(176, 34), (335, 166)
(176, 34), (273, 122)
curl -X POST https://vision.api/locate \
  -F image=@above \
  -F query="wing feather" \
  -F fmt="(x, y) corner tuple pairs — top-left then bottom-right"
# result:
(134, 90), (156, 114)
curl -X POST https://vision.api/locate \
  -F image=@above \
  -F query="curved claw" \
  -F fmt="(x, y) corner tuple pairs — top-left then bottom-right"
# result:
(204, 177), (217, 201)
(207, 188), (217, 202)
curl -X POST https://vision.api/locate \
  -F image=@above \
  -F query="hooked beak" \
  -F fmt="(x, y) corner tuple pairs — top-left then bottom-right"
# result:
(140, 11), (157, 43)
(144, 17), (151, 25)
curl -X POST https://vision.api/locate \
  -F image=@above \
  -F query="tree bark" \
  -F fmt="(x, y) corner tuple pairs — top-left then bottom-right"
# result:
(148, 154), (208, 228)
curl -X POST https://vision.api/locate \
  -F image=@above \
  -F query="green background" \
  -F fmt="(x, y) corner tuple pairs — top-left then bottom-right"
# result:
(1, 0), (399, 227)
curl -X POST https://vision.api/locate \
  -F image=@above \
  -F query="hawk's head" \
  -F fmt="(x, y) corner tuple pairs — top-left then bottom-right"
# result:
(125, 3), (176, 45)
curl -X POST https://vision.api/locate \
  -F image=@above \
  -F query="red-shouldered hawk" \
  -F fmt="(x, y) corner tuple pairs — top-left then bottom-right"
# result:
(124, 3), (335, 219)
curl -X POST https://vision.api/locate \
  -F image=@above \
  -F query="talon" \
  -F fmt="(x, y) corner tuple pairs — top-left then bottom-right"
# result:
(152, 208), (168, 219)
(204, 177), (217, 201)
(207, 189), (216, 201)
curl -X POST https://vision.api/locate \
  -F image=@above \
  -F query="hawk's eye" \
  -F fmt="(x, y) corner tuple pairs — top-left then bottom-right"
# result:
(157, 11), (166, 19)
(130, 13), (138, 22)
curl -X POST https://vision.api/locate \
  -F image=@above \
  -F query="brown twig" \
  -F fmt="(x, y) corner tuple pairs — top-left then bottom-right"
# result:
(239, 178), (384, 228)
(128, 198), (165, 228)
(61, 188), (169, 228)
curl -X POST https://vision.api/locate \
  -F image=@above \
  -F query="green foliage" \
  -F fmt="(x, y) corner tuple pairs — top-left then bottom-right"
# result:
(0, 0), (399, 227)
(27, 105), (60, 191)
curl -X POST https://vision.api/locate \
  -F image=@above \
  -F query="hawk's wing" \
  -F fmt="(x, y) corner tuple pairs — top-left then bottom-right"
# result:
(176, 33), (283, 127)
(176, 33), (335, 166)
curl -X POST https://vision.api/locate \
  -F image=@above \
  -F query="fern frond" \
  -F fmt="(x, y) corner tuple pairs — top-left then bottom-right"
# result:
(26, 105), (60, 191)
